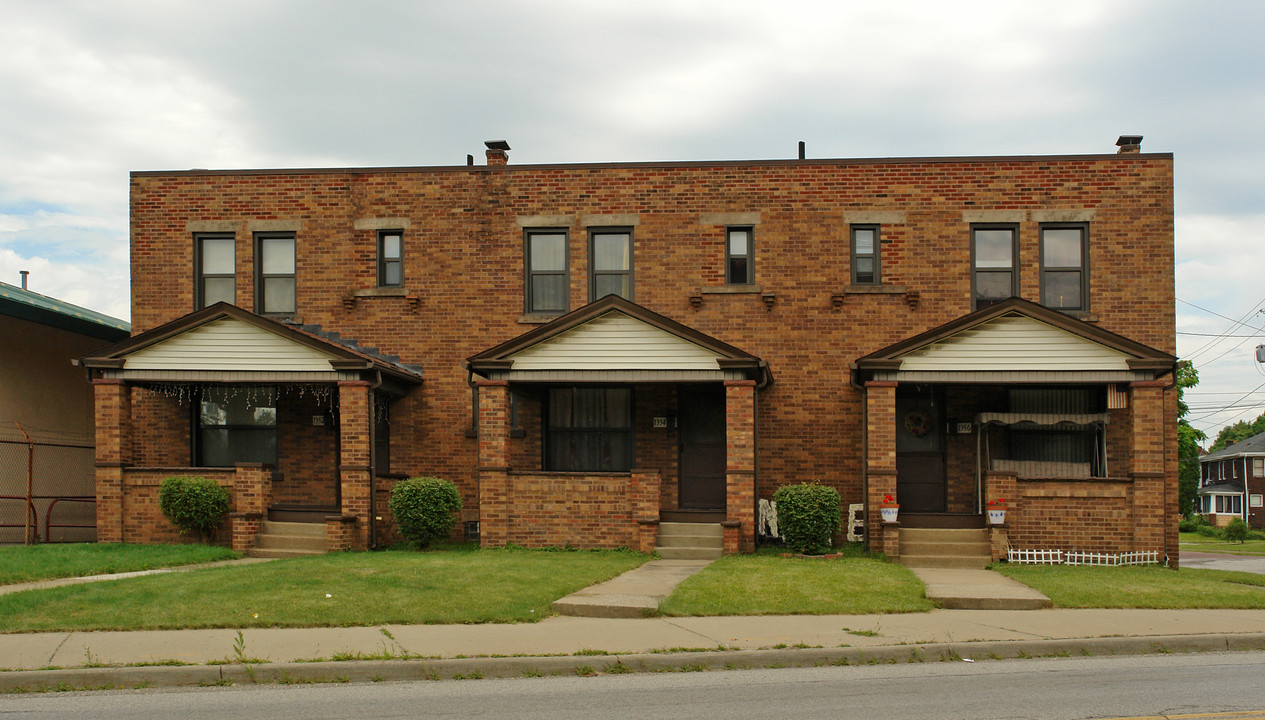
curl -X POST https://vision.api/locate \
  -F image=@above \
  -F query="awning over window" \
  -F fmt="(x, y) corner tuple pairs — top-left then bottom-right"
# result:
(975, 412), (1110, 428)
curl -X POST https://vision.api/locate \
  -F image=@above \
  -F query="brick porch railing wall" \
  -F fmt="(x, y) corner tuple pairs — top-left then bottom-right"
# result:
(865, 381), (899, 558)
(724, 380), (756, 554)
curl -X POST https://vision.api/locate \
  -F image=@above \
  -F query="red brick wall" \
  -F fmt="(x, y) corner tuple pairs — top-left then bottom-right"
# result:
(496, 471), (642, 549)
(124, 152), (1176, 550)
(1010, 478), (1134, 552)
(273, 390), (338, 507)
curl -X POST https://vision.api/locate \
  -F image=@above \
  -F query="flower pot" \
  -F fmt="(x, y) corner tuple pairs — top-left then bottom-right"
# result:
(880, 505), (899, 523)
(987, 508), (1006, 525)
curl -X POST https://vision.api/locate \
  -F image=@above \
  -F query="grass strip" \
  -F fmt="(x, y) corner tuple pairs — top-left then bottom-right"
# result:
(659, 546), (933, 616)
(0, 543), (240, 585)
(994, 564), (1265, 608)
(1178, 532), (1265, 556)
(0, 545), (647, 632)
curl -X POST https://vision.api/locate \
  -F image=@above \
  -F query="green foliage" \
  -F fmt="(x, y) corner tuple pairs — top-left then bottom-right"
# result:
(773, 484), (842, 555)
(158, 476), (230, 543)
(389, 476), (462, 547)
(1224, 517), (1249, 543)
(1178, 514), (1210, 533)
(1209, 411), (1265, 452)
(1176, 364), (1207, 516)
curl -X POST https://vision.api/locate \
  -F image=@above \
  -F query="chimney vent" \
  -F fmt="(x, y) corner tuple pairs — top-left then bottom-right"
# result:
(19, 270), (28, 290)
(798, 141), (805, 160)
(1116, 135), (1143, 154)
(485, 140), (511, 166)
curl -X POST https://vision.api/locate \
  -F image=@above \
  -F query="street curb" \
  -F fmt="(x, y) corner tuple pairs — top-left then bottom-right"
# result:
(5, 633), (1265, 692)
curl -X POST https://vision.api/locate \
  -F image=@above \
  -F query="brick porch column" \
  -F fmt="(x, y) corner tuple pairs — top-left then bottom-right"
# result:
(93, 378), (131, 543)
(338, 380), (372, 550)
(230, 463), (272, 552)
(1130, 380), (1169, 562)
(865, 381), (898, 557)
(477, 380), (511, 548)
(724, 380), (756, 554)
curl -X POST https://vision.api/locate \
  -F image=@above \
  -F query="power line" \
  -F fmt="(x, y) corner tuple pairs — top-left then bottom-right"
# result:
(1177, 296), (1265, 362)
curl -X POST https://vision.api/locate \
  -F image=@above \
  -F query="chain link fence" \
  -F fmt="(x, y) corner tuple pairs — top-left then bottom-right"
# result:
(0, 422), (95, 543)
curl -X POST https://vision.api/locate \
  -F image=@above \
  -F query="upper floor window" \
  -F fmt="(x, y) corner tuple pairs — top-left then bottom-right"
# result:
(590, 228), (632, 301)
(726, 227), (753, 284)
(972, 225), (1017, 310)
(1254, 457), (1264, 477)
(196, 234), (235, 308)
(1041, 224), (1088, 311)
(525, 229), (568, 314)
(378, 231), (403, 287)
(255, 233), (296, 315)
(851, 225), (880, 285)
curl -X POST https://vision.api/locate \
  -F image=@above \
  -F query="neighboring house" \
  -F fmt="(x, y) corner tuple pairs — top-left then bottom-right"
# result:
(0, 279), (130, 542)
(81, 135), (1180, 564)
(1197, 433), (1265, 527)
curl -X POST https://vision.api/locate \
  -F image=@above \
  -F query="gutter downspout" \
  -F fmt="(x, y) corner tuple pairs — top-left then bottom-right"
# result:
(366, 370), (383, 549)
(850, 364), (869, 553)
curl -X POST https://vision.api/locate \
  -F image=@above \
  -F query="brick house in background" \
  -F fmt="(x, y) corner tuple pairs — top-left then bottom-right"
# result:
(1197, 432), (1265, 527)
(81, 135), (1180, 565)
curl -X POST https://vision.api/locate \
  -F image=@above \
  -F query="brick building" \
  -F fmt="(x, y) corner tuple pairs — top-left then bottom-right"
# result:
(81, 135), (1179, 564)
(1197, 432), (1265, 528)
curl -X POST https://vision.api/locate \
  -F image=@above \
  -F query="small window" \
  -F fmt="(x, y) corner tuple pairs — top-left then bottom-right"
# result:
(1254, 457), (1264, 476)
(851, 225), (880, 285)
(196, 386), (277, 467)
(196, 234), (235, 308)
(726, 227), (753, 284)
(546, 387), (633, 472)
(525, 229), (568, 314)
(378, 231), (403, 287)
(589, 229), (633, 301)
(972, 225), (1017, 310)
(1041, 224), (1088, 311)
(1252, 494), (1264, 508)
(255, 233), (296, 314)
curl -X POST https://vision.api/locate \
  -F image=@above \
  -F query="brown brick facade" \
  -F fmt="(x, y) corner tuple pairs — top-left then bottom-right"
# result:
(95, 147), (1176, 559)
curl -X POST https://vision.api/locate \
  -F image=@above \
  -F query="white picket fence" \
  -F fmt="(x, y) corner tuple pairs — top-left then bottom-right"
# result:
(1007, 548), (1160, 566)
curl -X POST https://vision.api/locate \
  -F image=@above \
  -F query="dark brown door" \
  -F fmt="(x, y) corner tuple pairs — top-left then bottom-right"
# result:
(895, 390), (946, 513)
(678, 385), (726, 510)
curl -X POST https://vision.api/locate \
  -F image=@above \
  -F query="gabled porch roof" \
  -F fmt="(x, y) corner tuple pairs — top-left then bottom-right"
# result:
(853, 297), (1176, 383)
(78, 302), (423, 392)
(467, 295), (770, 385)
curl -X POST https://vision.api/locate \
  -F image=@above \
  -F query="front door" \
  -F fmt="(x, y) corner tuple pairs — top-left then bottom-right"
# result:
(895, 388), (946, 513)
(678, 385), (726, 510)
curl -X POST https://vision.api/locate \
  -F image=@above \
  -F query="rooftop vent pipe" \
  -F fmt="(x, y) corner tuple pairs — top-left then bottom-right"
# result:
(19, 270), (28, 290)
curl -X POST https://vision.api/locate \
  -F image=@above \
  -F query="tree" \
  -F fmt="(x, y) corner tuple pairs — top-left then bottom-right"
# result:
(1177, 364), (1207, 516)
(1209, 411), (1265, 452)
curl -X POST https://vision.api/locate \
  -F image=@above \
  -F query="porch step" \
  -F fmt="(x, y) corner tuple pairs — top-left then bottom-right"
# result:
(247, 520), (326, 559)
(655, 522), (723, 561)
(899, 527), (991, 569)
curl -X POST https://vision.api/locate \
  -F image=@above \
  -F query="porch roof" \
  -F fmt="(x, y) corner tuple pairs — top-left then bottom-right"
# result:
(1198, 481), (1245, 496)
(466, 294), (770, 384)
(77, 303), (424, 389)
(853, 297), (1176, 382)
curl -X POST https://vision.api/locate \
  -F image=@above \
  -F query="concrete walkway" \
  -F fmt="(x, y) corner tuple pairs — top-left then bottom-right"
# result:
(909, 567), (1052, 610)
(551, 559), (713, 617)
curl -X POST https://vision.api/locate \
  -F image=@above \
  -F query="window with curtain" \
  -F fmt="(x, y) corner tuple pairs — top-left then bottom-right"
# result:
(546, 387), (632, 472)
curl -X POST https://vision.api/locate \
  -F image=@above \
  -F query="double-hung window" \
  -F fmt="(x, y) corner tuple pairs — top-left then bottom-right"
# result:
(972, 225), (1018, 310)
(255, 233), (296, 315)
(546, 387), (633, 472)
(851, 225), (880, 285)
(196, 386), (277, 467)
(589, 229), (633, 301)
(1040, 224), (1088, 311)
(726, 227), (754, 284)
(378, 231), (403, 287)
(196, 234), (235, 308)
(525, 229), (568, 314)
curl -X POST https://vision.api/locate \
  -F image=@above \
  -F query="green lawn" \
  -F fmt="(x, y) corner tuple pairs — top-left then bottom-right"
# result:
(1179, 531), (1265, 556)
(0, 545), (649, 632)
(659, 546), (933, 616)
(994, 563), (1265, 608)
(0, 543), (240, 585)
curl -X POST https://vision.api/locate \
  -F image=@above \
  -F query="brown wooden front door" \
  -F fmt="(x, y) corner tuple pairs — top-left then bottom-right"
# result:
(895, 389), (946, 513)
(678, 385), (726, 510)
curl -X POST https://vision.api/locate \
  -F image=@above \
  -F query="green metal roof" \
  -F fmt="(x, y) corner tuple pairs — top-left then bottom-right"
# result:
(0, 281), (130, 341)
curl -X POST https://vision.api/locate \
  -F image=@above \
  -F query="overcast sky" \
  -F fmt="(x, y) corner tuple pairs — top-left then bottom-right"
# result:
(1, 0), (1263, 439)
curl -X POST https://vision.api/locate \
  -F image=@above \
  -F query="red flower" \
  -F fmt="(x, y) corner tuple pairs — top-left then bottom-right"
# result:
(988, 498), (1006, 507)
(883, 494), (896, 504)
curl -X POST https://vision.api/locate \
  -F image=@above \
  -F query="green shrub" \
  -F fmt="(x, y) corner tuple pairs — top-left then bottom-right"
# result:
(159, 475), (231, 543)
(389, 476), (462, 547)
(773, 484), (841, 555)
(1196, 523), (1219, 538)
(1224, 517), (1249, 543)
(1178, 514), (1210, 533)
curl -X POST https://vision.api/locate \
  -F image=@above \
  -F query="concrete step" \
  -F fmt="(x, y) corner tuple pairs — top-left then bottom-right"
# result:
(260, 520), (324, 538)
(655, 546), (723, 560)
(900, 554), (991, 569)
(899, 528), (988, 543)
(657, 533), (724, 549)
(900, 540), (991, 556)
(246, 547), (326, 559)
(255, 534), (326, 551)
(657, 522), (723, 538)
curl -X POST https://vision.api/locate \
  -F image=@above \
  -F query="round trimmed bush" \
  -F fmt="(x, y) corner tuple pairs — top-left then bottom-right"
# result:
(773, 483), (842, 555)
(389, 476), (462, 547)
(159, 475), (231, 543)
(1225, 517), (1249, 543)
